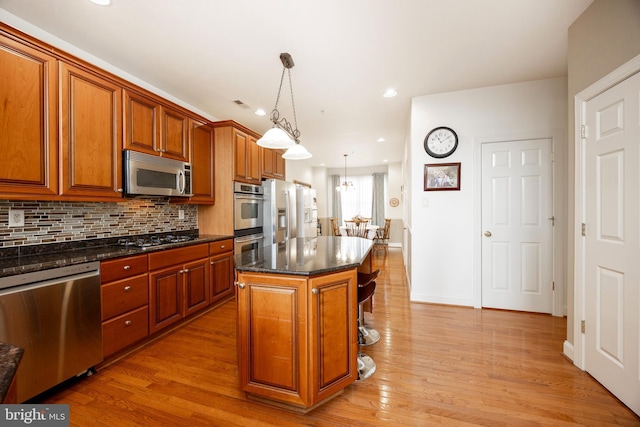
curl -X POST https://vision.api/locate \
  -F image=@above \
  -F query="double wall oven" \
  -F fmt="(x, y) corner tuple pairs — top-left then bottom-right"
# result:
(233, 182), (264, 262)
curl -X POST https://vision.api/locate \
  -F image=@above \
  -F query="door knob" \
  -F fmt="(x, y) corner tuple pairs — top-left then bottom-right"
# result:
(484, 231), (492, 237)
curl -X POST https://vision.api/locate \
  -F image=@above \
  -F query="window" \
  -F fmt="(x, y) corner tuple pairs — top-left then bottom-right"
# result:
(340, 175), (373, 220)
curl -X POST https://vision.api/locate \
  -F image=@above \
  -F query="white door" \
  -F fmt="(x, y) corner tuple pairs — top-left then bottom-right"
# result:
(584, 71), (640, 415)
(481, 139), (553, 313)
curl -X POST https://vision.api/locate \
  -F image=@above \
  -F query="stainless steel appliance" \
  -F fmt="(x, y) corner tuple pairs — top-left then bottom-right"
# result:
(296, 185), (318, 238)
(0, 262), (103, 402)
(123, 149), (193, 197)
(234, 233), (265, 266)
(263, 179), (297, 244)
(233, 182), (264, 232)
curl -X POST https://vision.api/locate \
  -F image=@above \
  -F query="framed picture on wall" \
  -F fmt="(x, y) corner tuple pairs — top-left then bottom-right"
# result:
(424, 163), (461, 191)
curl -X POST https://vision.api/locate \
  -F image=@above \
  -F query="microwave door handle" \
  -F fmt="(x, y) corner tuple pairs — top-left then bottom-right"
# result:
(177, 170), (185, 194)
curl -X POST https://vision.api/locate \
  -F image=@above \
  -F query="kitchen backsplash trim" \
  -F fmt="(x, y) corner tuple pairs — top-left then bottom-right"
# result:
(0, 198), (198, 248)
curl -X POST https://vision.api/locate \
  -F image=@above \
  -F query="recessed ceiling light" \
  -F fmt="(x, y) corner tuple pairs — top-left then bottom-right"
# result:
(383, 159), (388, 163)
(376, 137), (386, 143)
(383, 88), (397, 98)
(255, 109), (266, 116)
(89, 0), (111, 5)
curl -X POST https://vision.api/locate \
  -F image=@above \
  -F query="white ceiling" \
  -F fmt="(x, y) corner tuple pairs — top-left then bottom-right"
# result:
(0, 0), (592, 168)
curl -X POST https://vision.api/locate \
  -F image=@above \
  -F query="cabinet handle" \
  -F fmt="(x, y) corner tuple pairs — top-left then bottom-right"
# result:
(237, 283), (245, 289)
(124, 320), (132, 326)
(220, 245), (225, 249)
(123, 265), (131, 270)
(124, 285), (131, 292)
(117, 188), (123, 193)
(312, 288), (319, 294)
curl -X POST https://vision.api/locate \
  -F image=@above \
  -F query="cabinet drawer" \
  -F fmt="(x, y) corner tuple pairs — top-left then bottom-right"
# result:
(148, 243), (209, 270)
(102, 306), (149, 357)
(101, 255), (148, 283)
(209, 239), (233, 256)
(101, 274), (149, 321)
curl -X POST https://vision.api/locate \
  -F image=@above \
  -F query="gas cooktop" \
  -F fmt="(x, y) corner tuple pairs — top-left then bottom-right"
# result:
(117, 234), (196, 250)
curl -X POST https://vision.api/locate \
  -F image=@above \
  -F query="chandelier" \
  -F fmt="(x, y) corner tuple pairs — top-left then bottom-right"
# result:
(336, 154), (354, 192)
(256, 53), (312, 160)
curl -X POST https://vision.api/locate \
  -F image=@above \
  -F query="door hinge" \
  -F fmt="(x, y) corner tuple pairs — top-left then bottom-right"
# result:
(552, 281), (555, 291)
(581, 320), (586, 334)
(581, 125), (587, 139)
(581, 223), (586, 236)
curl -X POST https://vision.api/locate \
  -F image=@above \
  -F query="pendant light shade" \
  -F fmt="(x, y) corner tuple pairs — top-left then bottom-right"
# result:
(282, 142), (312, 160)
(256, 53), (312, 158)
(256, 127), (295, 149)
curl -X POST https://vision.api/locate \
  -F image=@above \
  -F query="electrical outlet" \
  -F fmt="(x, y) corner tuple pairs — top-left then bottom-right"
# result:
(178, 209), (185, 220)
(8, 209), (25, 227)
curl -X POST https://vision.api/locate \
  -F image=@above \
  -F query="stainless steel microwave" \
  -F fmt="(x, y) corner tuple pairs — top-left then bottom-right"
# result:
(123, 150), (193, 197)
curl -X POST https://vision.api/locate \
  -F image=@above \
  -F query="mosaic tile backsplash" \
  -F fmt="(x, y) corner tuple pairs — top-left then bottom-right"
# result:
(0, 198), (198, 247)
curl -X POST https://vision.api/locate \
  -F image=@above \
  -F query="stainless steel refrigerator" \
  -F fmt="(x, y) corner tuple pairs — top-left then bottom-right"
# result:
(263, 179), (318, 244)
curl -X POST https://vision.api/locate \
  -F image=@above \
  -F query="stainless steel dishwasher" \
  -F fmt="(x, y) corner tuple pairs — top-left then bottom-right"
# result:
(0, 261), (103, 402)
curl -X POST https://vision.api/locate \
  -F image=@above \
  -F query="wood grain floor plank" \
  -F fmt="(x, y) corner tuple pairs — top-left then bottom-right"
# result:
(37, 248), (639, 426)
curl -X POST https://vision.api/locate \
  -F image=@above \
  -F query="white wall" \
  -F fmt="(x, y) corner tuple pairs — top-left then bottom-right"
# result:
(409, 77), (567, 307)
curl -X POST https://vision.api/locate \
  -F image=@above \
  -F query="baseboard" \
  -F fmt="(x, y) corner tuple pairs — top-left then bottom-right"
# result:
(563, 340), (574, 362)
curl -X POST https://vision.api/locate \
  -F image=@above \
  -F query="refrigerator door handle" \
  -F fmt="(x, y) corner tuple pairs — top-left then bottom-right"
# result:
(284, 190), (290, 240)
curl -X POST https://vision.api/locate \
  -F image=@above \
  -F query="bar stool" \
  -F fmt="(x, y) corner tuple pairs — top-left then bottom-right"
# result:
(357, 270), (381, 346)
(356, 270), (380, 381)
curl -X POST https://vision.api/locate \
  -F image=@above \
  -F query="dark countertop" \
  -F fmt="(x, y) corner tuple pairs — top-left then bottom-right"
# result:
(235, 236), (372, 276)
(0, 342), (23, 403)
(0, 231), (233, 279)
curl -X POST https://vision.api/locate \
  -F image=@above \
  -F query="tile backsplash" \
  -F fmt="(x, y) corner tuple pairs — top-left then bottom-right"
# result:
(0, 198), (198, 247)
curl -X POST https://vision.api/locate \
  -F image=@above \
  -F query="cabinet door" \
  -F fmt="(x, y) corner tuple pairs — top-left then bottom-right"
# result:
(247, 134), (262, 183)
(160, 106), (189, 161)
(123, 89), (159, 155)
(59, 62), (123, 200)
(236, 272), (309, 407)
(233, 129), (249, 181)
(188, 119), (215, 203)
(308, 270), (358, 402)
(149, 266), (183, 333)
(0, 34), (58, 198)
(274, 149), (286, 180)
(261, 147), (275, 178)
(184, 258), (210, 316)
(209, 252), (234, 304)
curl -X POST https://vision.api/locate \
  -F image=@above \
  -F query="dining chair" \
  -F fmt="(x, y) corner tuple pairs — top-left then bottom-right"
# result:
(373, 218), (391, 252)
(330, 217), (341, 236)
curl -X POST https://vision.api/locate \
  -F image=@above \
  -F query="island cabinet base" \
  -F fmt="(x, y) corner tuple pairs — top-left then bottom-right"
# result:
(236, 269), (358, 412)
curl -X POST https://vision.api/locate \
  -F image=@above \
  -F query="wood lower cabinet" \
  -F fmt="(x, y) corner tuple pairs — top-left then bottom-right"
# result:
(236, 269), (358, 412)
(59, 61), (123, 201)
(148, 244), (210, 333)
(100, 255), (149, 357)
(208, 239), (234, 304)
(0, 30), (58, 199)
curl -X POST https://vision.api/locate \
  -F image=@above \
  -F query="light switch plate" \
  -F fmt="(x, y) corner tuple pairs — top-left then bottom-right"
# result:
(178, 209), (184, 220)
(8, 209), (25, 227)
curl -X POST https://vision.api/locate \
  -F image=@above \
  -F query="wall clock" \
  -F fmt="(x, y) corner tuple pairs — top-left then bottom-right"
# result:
(424, 126), (458, 158)
(389, 197), (399, 207)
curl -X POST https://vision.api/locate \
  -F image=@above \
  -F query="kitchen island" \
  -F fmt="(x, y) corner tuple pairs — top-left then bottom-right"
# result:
(234, 236), (373, 413)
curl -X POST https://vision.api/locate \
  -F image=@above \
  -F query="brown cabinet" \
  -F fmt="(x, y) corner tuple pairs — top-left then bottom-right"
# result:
(236, 269), (358, 412)
(186, 119), (215, 204)
(123, 89), (189, 162)
(262, 148), (286, 180)
(59, 61), (123, 201)
(0, 31), (58, 199)
(233, 128), (262, 184)
(208, 239), (234, 305)
(148, 244), (209, 333)
(100, 255), (149, 357)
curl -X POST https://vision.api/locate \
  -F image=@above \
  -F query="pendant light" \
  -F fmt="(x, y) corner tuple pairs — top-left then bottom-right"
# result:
(257, 53), (312, 160)
(336, 154), (354, 191)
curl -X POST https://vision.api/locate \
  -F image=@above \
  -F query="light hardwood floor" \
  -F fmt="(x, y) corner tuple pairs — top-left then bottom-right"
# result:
(42, 248), (639, 426)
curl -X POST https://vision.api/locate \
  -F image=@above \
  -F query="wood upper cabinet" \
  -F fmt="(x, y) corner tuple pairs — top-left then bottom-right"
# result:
(123, 89), (189, 162)
(262, 148), (286, 180)
(236, 269), (358, 411)
(233, 128), (262, 184)
(59, 61), (123, 200)
(186, 119), (215, 204)
(0, 32), (58, 199)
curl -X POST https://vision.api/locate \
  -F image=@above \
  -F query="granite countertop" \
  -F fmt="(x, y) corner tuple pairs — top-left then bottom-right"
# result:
(0, 231), (234, 278)
(235, 236), (372, 276)
(0, 342), (23, 403)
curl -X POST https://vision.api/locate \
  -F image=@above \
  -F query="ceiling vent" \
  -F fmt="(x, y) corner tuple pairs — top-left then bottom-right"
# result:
(233, 99), (251, 109)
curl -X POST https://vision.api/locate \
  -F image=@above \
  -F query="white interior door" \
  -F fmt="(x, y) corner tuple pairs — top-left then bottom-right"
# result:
(584, 71), (640, 415)
(481, 139), (553, 313)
